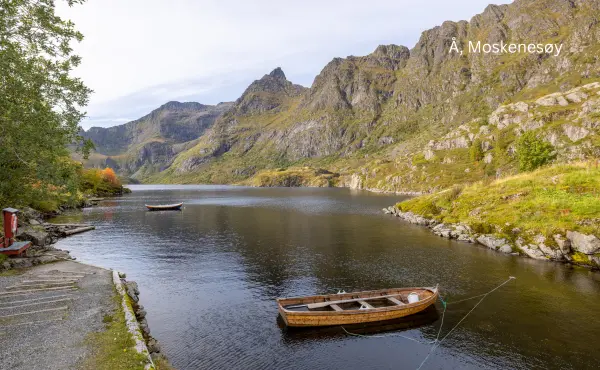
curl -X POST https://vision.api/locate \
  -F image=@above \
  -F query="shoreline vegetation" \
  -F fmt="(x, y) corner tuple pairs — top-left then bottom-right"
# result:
(383, 162), (600, 270)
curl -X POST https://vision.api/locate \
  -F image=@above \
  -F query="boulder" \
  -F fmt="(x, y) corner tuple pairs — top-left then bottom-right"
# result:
(498, 245), (513, 254)
(16, 226), (51, 247)
(535, 93), (568, 107)
(563, 125), (589, 142)
(135, 305), (147, 319)
(566, 231), (600, 255)
(476, 235), (508, 250)
(21, 207), (43, 223)
(484, 152), (493, 164)
(565, 91), (588, 103)
(538, 243), (563, 260)
(7, 258), (33, 269)
(517, 239), (547, 260)
(450, 224), (472, 241)
(553, 234), (571, 254)
(398, 211), (434, 226)
(147, 337), (162, 353)
(432, 224), (452, 238)
(34, 255), (59, 265)
(125, 281), (140, 302)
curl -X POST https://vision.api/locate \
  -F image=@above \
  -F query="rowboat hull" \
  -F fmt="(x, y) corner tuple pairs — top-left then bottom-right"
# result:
(145, 203), (183, 211)
(277, 287), (438, 327)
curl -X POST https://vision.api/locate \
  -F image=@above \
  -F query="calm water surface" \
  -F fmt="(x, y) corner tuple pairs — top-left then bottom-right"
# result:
(53, 185), (600, 369)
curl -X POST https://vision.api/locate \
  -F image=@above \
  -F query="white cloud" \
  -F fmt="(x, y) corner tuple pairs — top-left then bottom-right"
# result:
(56, 0), (511, 129)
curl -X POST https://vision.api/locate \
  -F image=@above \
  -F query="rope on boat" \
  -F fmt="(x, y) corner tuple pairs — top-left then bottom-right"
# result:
(341, 276), (516, 370)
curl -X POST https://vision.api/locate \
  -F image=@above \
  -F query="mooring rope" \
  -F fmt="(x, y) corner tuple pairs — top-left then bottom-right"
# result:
(341, 325), (436, 345)
(341, 276), (516, 370)
(416, 276), (516, 370)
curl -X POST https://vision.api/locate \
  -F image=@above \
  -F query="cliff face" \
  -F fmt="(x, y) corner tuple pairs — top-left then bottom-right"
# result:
(80, 101), (232, 179)
(91, 0), (600, 188)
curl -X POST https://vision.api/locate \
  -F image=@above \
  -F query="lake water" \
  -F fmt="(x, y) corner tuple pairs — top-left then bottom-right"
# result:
(52, 185), (600, 369)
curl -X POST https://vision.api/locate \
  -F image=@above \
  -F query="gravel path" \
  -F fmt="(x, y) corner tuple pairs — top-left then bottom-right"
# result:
(0, 261), (114, 370)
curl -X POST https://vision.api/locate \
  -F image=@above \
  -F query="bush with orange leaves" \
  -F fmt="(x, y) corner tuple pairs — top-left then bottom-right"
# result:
(80, 167), (123, 196)
(101, 167), (119, 186)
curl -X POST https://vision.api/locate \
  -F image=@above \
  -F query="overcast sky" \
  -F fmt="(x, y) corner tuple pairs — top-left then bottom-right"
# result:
(57, 0), (512, 129)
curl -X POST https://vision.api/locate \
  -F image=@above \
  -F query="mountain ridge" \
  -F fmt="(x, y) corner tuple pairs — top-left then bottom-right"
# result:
(80, 100), (233, 179)
(81, 0), (600, 190)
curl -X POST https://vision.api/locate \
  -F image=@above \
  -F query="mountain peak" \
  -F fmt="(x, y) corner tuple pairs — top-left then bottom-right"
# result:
(268, 67), (286, 80)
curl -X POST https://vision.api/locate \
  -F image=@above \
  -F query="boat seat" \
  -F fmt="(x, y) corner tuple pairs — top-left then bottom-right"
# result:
(330, 304), (343, 312)
(388, 297), (405, 305)
(357, 300), (374, 309)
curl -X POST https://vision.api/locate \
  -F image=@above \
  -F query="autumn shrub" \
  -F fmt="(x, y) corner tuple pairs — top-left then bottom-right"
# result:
(80, 167), (123, 196)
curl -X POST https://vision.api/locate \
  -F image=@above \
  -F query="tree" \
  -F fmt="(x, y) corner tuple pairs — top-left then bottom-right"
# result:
(0, 0), (92, 208)
(470, 138), (484, 162)
(516, 131), (556, 172)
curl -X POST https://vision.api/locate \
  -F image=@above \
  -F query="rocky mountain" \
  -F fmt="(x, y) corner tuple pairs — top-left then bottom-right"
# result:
(232, 67), (306, 115)
(80, 101), (232, 179)
(91, 0), (600, 190)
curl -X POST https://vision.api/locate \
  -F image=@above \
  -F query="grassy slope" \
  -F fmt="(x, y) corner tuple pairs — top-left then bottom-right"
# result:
(397, 162), (600, 239)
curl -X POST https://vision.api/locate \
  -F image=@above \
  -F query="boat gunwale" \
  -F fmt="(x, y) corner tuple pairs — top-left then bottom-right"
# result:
(144, 202), (184, 209)
(277, 287), (438, 316)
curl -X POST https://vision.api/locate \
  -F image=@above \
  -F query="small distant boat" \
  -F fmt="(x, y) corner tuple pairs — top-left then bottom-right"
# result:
(145, 203), (183, 211)
(277, 286), (438, 327)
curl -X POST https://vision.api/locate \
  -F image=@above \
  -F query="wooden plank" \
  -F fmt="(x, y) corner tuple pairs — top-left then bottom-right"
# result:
(388, 297), (405, 305)
(330, 304), (343, 312)
(357, 300), (374, 309)
(305, 293), (403, 309)
(63, 226), (95, 236)
(46, 223), (90, 227)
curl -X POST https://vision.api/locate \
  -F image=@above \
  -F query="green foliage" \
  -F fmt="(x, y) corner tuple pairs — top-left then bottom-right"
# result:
(31, 200), (59, 213)
(469, 139), (484, 162)
(398, 163), (600, 238)
(517, 132), (556, 172)
(0, 0), (91, 209)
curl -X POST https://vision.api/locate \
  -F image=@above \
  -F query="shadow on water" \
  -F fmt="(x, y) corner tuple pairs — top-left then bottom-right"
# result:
(277, 305), (440, 343)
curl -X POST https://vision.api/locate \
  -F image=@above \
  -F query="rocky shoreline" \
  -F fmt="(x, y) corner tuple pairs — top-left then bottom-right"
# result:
(383, 206), (600, 270)
(0, 207), (81, 271)
(118, 273), (168, 365)
(1, 205), (169, 367)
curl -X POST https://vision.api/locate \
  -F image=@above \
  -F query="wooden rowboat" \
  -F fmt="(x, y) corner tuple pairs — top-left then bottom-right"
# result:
(277, 286), (438, 327)
(145, 203), (183, 211)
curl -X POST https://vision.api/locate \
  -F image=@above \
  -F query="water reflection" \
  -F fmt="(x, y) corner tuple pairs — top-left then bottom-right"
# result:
(53, 185), (600, 370)
(278, 305), (440, 343)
